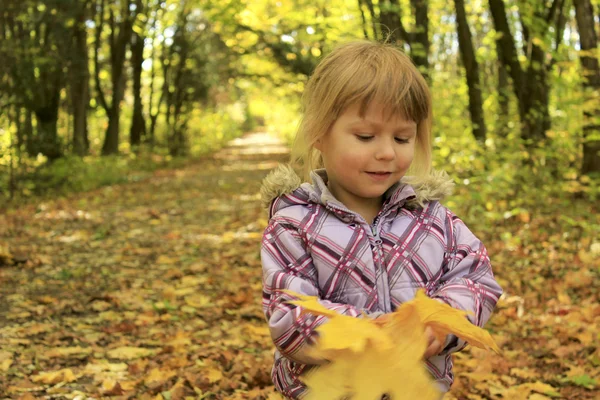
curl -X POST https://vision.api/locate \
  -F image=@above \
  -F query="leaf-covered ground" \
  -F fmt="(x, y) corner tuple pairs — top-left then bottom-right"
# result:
(0, 133), (598, 400)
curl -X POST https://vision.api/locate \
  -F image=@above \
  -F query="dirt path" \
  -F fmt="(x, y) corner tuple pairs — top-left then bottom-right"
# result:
(0, 132), (289, 399)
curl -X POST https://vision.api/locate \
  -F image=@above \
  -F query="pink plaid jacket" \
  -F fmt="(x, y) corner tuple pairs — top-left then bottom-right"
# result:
(260, 165), (502, 399)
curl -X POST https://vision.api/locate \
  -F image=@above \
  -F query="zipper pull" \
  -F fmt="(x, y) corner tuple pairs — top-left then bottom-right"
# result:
(371, 225), (382, 245)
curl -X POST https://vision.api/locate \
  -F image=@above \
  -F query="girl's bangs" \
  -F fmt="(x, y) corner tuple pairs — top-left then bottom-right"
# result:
(335, 59), (430, 124)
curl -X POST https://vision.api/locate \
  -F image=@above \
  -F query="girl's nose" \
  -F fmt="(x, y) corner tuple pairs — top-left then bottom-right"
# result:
(375, 141), (395, 160)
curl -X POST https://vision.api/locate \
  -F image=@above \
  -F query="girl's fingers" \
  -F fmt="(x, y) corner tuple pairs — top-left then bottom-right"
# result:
(424, 326), (436, 346)
(424, 338), (443, 359)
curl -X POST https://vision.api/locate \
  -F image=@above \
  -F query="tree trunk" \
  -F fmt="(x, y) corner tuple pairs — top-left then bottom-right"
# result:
(129, 30), (146, 149)
(488, 0), (525, 119)
(103, 105), (120, 155)
(34, 92), (62, 160)
(362, 0), (379, 40)
(454, 0), (486, 141)
(379, 0), (405, 44)
(102, 71), (127, 155)
(375, 0), (429, 78)
(147, 2), (162, 149)
(574, 0), (600, 174)
(71, 11), (90, 156)
(522, 29), (551, 143)
(410, 0), (429, 78)
(129, 0), (146, 149)
(488, 0), (557, 143)
(98, 0), (135, 155)
(357, 0), (370, 39)
(497, 59), (510, 137)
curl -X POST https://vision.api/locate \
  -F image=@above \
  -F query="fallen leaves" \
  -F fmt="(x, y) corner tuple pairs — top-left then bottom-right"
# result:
(0, 135), (597, 399)
(0, 350), (14, 372)
(106, 346), (156, 360)
(31, 368), (77, 384)
(286, 289), (500, 399)
(44, 347), (93, 359)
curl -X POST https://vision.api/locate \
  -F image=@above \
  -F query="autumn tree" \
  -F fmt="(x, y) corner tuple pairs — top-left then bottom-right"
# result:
(94, 0), (138, 155)
(0, 0), (71, 160)
(129, 0), (148, 149)
(488, 0), (568, 143)
(68, 0), (92, 156)
(358, 0), (430, 77)
(161, 1), (232, 156)
(453, 0), (486, 141)
(573, 0), (600, 175)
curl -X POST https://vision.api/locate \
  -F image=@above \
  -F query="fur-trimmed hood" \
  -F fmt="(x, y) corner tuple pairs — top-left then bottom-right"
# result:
(260, 164), (454, 219)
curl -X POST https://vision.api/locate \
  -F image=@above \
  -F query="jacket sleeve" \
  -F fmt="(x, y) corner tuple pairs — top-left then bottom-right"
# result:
(429, 208), (503, 355)
(261, 217), (363, 365)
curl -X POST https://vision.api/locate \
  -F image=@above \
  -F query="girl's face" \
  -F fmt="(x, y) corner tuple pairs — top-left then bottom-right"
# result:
(316, 101), (417, 215)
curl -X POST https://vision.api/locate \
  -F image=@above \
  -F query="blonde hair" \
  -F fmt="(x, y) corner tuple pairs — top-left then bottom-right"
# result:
(291, 40), (433, 182)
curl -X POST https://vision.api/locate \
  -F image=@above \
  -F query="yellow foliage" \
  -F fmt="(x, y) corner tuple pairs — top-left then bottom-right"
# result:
(32, 368), (77, 384)
(285, 289), (501, 399)
(403, 291), (501, 354)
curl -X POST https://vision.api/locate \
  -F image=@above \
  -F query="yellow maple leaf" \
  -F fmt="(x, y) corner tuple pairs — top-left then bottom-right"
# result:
(395, 291), (501, 354)
(285, 289), (501, 399)
(283, 290), (339, 319)
(284, 290), (392, 356)
(302, 302), (439, 400)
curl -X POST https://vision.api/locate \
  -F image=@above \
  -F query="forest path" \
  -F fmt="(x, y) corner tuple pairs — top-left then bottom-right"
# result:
(0, 132), (288, 399)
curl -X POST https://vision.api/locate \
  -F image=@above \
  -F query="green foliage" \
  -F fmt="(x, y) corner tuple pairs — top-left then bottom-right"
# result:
(1, 0), (598, 216)
(563, 375), (597, 390)
(188, 106), (245, 155)
(15, 155), (154, 196)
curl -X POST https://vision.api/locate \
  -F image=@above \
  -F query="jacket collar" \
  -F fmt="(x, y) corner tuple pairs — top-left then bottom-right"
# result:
(308, 169), (417, 220)
(260, 164), (455, 221)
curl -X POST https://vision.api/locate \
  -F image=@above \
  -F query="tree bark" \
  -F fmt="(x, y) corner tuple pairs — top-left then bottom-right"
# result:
(488, 0), (524, 116)
(410, 0), (429, 78)
(363, 0), (379, 40)
(497, 59), (510, 137)
(34, 86), (62, 161)
(574, 0), (600, 174)
(147, 1), (162, 149)
(488, 0), (562, 143)
(370, 0), (429, 78)
(454, 0), (486, 141)
(379, 0), (407, 44)
(129, 29), (146, 148)
(70, 2), (90, 156)
(95, 0), (135, 155)
(167, 20), (190, 157)
(357, 0), (370, 39)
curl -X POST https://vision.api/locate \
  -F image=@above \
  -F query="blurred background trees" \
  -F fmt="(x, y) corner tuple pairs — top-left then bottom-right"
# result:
(0, 0), (599, 207)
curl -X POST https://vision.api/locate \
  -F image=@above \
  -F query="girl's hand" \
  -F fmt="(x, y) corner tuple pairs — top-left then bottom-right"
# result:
(423, 326), (444, 359)
(373, 313), (392, 327)
(373, 316), (445, 358)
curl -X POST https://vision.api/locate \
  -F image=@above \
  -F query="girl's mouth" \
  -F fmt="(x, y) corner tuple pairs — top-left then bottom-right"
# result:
(366, 172), (392, 181)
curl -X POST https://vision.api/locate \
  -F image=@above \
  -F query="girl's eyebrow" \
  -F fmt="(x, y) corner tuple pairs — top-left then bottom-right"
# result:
(349, 119), (416, 129)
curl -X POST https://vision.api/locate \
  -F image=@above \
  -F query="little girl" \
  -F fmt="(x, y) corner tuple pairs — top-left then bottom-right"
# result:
(260, 40), (502, 399)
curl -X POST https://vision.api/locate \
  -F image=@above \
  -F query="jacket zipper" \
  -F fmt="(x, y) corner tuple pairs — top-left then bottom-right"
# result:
(370, 215), (391, 312)
(371, 223), (381, 242)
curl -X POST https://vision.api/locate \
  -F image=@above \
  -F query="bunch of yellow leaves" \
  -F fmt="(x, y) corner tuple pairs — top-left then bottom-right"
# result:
(285, 289), (500, 400)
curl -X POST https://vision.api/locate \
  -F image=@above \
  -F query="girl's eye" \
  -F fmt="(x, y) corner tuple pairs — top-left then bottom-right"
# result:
(356, 135), (374, 141)
(395, 137), (410, 144)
